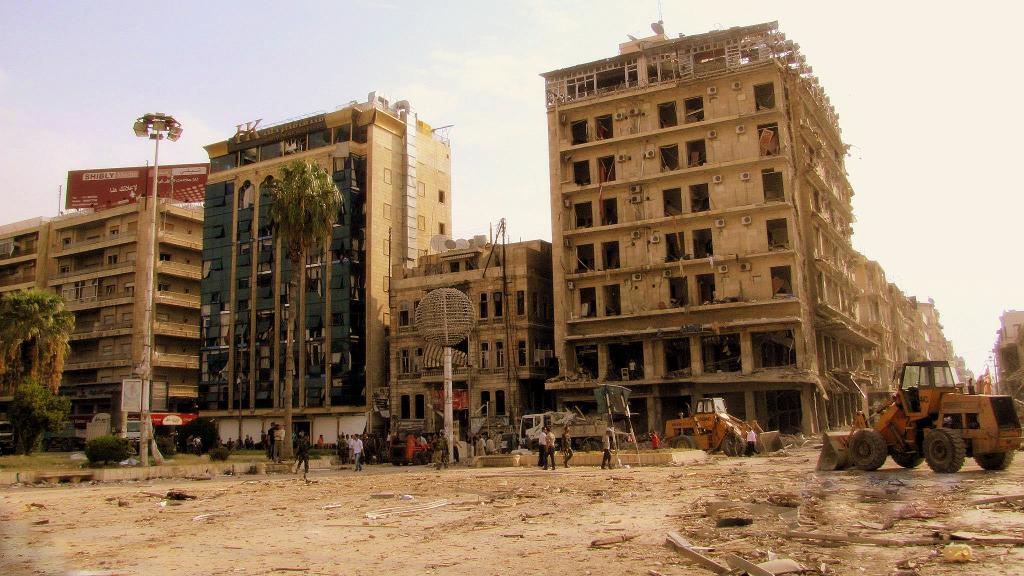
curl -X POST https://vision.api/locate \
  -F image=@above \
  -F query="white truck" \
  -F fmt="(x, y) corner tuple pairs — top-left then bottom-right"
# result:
(518, 411), (610, 451)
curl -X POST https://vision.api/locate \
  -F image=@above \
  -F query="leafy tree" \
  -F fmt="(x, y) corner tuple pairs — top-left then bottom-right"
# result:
(85, 435), (131, 465)
(268, 160), (341, 459)
(9, 379), (70, 454)
(0, 288), (75, 393)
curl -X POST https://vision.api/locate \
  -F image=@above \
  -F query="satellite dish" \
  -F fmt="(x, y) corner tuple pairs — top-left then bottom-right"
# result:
(651, 20), (665, 35)
(429, 234), (450, 253)
(454, 238), (469, 249)
(444, 239), (457, 250)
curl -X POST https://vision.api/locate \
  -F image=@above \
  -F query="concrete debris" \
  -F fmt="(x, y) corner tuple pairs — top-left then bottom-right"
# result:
(941, 543), (973, 563)
(716, 517), (754, 528)
(664, 532), (729, 574)
(365, 499), (449, 520)
(590, 533), (639, 547)
(165, 489), (197, 501)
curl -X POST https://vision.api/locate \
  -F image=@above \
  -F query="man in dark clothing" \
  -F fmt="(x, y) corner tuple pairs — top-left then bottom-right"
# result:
(601, 427), (614, 470)
(537, 427), (549, 469)
(266, 423), (278, 461)
(294, 432), (311, 479)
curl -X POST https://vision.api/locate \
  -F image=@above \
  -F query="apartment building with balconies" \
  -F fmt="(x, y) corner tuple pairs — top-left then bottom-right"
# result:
(542, 22), (874, 435)
(387, 239), (555, 441)
(199, 93), (452, 444)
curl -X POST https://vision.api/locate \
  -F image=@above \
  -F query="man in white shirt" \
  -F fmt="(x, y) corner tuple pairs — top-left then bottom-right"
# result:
(745, 429), (758, 457)
(351, 434), (364, 471)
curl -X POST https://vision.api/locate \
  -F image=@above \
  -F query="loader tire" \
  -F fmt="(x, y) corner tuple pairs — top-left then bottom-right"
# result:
(849, 429), (888, 471)
(670, 435), (696, 449)
(721, 433), (744, 457)
(924, 428), (966, 473)
(974, 450), (1015, 471)
(890, 451), (924, 469)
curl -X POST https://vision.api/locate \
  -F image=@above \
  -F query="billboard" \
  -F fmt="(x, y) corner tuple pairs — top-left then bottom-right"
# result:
(66, 163), (209, 209)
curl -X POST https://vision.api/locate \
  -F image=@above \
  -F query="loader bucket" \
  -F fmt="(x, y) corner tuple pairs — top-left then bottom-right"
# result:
(816, 432), (852, 471)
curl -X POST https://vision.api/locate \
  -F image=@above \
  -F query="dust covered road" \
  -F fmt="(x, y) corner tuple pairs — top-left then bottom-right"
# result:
(2, 447), (1023, 575)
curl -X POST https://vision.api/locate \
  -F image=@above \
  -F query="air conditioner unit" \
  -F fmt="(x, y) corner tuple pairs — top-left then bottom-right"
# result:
(631, 273), (644, 282)
(741, 215), (752, 225)
(567, 281), (575, 290)
(563, 198), (572, 208)
(629, 195), (643, 205)
(614, 112), (627, 120)
(650, 233), (662, 244)
(643, 150), (656, 159)
(715, 218), (726, 228)
(740, 171), (751, 181)
(629, 184), (643, 194)
(629, 107), (641, 116)
(630, 230), (642, 240)
(717, 264), (729, 273)
(662, 269), (673, 278)
(739, 262), (751, 272)
(707, 86), (718, 96)
(731, 81), (742, 91)
(735, 125), (747, 134)
(707, 129), (718, 139)
(617, 154), (630, 163)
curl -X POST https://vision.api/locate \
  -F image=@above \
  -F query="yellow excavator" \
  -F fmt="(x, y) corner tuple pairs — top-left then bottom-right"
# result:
(818, 360), (1022, 473)
(664, 397), (769, 456)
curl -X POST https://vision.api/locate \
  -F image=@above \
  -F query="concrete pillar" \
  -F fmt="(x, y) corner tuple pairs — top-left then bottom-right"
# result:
(690, 337), (703, 376)
(740, 331), (754, 375)
(743, 389), (756, 424)
(646, 392), (660, 436)
(597, 343), (609, 380)
(800, 386), (816, 435)
(643, 339), (657, 380)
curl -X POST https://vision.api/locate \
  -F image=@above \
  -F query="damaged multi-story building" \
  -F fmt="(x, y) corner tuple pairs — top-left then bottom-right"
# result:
(993, 310), (1024, 399)
(198, 93), (451, 443)
(386, 238), (555, 441)
(541, 21), (965, 435)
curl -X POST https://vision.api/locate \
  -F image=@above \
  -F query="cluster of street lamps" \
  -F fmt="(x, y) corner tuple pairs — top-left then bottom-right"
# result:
(132, 113), (182, 466)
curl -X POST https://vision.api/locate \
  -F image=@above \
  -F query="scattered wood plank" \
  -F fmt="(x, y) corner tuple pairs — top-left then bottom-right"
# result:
(784, 530), (936, 547)
(972, 494), (1024, 505)
(950, 532), (1024, 545)
(665, 532), (729, 574)
(365, 499), (449, 520)
(721, 554), (774, 576)
(323, 523), (401, 529)
(590, 533), (639, 547)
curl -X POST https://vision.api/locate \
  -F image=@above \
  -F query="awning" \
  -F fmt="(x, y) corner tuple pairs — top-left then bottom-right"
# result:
(151, 412), (198, 426)
(336, 414), (367, 436)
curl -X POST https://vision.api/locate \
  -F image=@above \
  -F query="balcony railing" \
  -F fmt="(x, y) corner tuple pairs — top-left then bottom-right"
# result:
(156, 291), (200, 308)
(70, 320), (133, 339)
(154, 353), (199, 369)
(50, 261), (135, 283)
(64, 352), (132, 371)
(157, 260), (202, 280)
(154, 321), (200, 338)
(0, 245), (37, 262)
(0, 271), (36, 287)
(55, 232), (137, 254)
(62, 292), (135, 311)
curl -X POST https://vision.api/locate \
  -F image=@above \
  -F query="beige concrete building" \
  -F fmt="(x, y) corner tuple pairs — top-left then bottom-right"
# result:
(0, 199), (203, 424)
(387, 239), (555, 440)
(993, 310), (1024, 398)
(199, 93), (452, 443)
(542, 22), (885, 435)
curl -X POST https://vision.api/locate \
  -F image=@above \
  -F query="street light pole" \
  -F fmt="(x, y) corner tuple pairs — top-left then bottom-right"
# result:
(133, 113), (182, 467)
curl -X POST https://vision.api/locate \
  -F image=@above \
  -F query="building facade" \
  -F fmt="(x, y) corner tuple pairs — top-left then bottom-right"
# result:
(199, 93), (452, 444)
(387, 239), (555, 441)
(542, 22), (886, 435)
(0, 196), (203, 426)
(993, 310), (1024, 398)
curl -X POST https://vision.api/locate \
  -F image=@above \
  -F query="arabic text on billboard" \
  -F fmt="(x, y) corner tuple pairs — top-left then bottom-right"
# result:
(66, 163), (209, 209)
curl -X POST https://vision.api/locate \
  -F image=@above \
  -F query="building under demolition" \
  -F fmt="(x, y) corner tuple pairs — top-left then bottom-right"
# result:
(541, 22), (965, 435)
(198, 93), (451, 443)
(387, 237), (555, 441)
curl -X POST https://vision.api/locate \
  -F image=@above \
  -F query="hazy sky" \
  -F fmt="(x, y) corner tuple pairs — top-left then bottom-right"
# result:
(1, 1), (1020, 376)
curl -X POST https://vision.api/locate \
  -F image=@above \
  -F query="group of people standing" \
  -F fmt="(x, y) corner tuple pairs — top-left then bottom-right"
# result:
(537, 426), (574, 470)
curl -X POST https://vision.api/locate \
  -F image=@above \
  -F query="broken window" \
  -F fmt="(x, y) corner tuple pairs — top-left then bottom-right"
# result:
(608, 341), (644, 380)
(762, 169), (785, 202)
(770, 266), (793, 296)
(601, 241), (620, 270)
(669, 276), (688, 306)
(596, 66), (627, 91)
(575, 244), (595, 272)
(601, 198), (618, 226)
(479, 342), (490, 369)
(518, 340), (528, 366)
(597, 155), (616, 183)
(595, 115), (613, 140)
(480, 390), (490, 415)
(664, 338), (691, 374)
(752, 330), (797, 368)
(603, 284), (621, 316)
(754, 83), (776, 111)
(493, 291), (503, 317)
(696, 273), (716, 304)
(479, 292), (489, 319)
(657, 102), (677, 128)
(665, 231), (685, 262)
(579, 287), (597, 318)
(693, 228), (714, 259)
(573, 160), (591, 186)
(398, 302), (410, 327)
(570, 120), (588, 145)
(659, 144), (680, 171)
(702, 334), (741, 372)
(690, 183), (710, 212)
(686, 140), (707, 167)
(693, 48), (726, 74)
(574, 202), (594, 228)
(663, 188), (683, 216)
(766, 219), (789, 250)
(758, 123), (780, 157)
(574, 344), (598, 378)
(684, 96), (705, 123)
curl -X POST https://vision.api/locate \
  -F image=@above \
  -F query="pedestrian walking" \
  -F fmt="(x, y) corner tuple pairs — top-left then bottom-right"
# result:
(438, 430), (450, 469)
(601, 427), (614, 470)
(352, 434), (364, 471)
(745, 428), (758, 457)
(273, 424), (285, 463)
(294, 432), (311, 479)
(537, 427), (549, 469)
(561, 426), (574, 468)
(545, 427), (557, 470)
(651, 431), (661, 450)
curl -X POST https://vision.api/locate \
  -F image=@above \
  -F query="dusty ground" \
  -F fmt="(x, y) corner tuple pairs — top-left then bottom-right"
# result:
(1, 447), (1023, 576)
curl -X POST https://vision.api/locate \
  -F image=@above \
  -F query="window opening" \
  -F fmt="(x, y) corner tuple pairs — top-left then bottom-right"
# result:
(579, 287), (597, 318)
(516, 290), (525, 316)
(414, 394), (425, 419)
(601, 241), (620, 270)
(659, 144), (679, 171)
(493, 291), (503, 317)
(570, 120), (588, 145)
(665, 231), (685, 262)
(693, 228), (713, 259)
(762, 169), (785, 201)
(479, 293), (489, 319)
(608, 341), (643, 380)
(669, 276), (688, 306)
(702, 334), (741, 372)
(696, 273), (716, 304)
(597, 155), (616, 183)
(690, 183), (710, 212)
(575, 344), (598, 378)
(752, 330), (796, 368)
(603, 284), (621, 316)
(686, 140), (707, 167)
(495, 390), (506, 415)
(657, 102), (677, 128)
(683, 96), (704, 123)
(594, 115), (613, 140)
(664, 337), (691, 374)
(575, 244), (595, 272)
(758, 123), (780, 156)
(766, 219), (789, 250)
(574, 202), (593, 228)
(663, 188), (683, 216)
(754, 83), (776, 111)
(601, 198), (618, 226)
(573, 160), (591, 186)
(770, 266), (793, 296)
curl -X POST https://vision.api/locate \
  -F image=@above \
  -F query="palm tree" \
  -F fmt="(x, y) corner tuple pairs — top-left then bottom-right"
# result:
(268, 160), (341, 459)
(0, 288), (75, 395)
